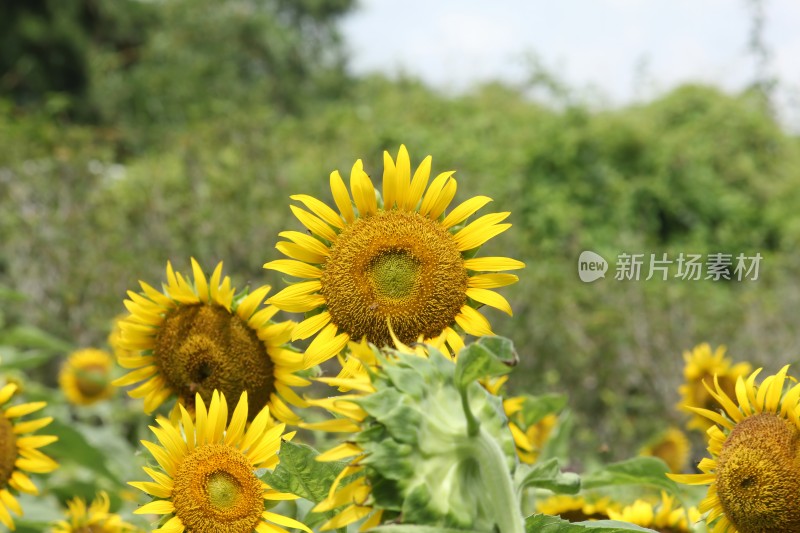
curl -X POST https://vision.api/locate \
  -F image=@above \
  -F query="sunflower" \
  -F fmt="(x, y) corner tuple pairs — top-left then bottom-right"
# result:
(59, 348), (116, 406)
(607, 492), (701, 533)
(265, 145), (524, 365)
(0, 382), (59, 530)
(678, 343), (751, 431)
(114, 259), (307, 424)
(639, 426), (690, 473)
(669, 365), (800, 532)
(535, 495), (619, 522)
(52, 491), (140, 532)
(130, 390), (310, 533)
(109, 314), (135, 361)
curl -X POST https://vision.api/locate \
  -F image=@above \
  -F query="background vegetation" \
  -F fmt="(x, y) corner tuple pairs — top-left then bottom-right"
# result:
(2, 0), (799, 481)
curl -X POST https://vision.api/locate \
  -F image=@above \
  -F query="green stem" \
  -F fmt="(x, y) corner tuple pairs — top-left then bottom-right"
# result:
(461, 384), (481, 437)
(470, 428), (525, 533)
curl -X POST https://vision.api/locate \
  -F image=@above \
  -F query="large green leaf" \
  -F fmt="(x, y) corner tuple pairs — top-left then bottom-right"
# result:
(581, 457), (677, 494)
(454, 336), (517, 391)
(526, 514), (658, 532)
(262, 440), (347, 503)
(516, 458), (580, 494)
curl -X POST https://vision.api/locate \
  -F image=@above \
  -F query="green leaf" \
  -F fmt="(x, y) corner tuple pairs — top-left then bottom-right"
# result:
(518, 394), (568, 426)
(516, 458), (580, 494)
(46, 419), (122, 483)
(525, 514), (658, 532)
(0, 325), (72, 352)
(369, 526), (485, 533)
(0, 348), (59, 370)
(454, 336), (517, 391)
(581, 457), (678, 494)
(262, 440), (347, 504)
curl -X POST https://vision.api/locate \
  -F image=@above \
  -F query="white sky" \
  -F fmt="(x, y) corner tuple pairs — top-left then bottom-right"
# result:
(341, 0), (800, 126)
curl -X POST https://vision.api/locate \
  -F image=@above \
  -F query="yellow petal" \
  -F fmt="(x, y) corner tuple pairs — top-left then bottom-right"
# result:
(442, 195), (493, 229)
(466, 288), (513, 315)
(134, 499), (175, 515)
(454, 305), (494, 336)
(464, 257), (525, 272)
(290, 194), (344, 229)
(330, 170), (355, 223)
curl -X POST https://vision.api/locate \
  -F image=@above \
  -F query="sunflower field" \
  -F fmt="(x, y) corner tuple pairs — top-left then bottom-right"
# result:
(2, 0), (800, 532)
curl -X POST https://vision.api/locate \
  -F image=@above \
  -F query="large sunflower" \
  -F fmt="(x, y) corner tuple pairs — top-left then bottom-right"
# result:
(59, 348), (116, 406)
(0, 382), (59, 530)
(669, 365), (800, 532)
(114, 259), (307, 423)
(130, 390), (309, 533)
(52, 491), (140, 532)
(678, 343), (751, 431)
(265, 145), (524, 365)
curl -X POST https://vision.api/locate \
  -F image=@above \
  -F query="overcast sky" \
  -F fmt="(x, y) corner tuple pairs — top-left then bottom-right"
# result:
(341, 0), (800, 126)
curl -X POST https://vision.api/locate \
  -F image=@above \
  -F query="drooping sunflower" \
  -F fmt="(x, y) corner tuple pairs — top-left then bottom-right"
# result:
(114, 259), (307, 423)
(607, 492), (701, 533)
(265, 145), (524, 365)
(669, 365), (800, 532)
(59, 348), (116, 406)
(639, 426), (690, 473)
(130, 390), (309, 533)
(52, 491), (140, 532)
(0, 382), (59, 530)
(678, 343), (751, 431)
(535, 495), (619, 522)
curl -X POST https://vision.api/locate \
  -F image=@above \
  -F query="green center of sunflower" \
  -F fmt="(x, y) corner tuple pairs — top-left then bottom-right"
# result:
(321, 210), (468, 347)
(155, 304), (275, 421)
(74, 364), (109, 398)
(716, 412), (800, 532)
(0, 415), (16, 489)
(172, 443), (264, 533)
(368, 252), (420, 298)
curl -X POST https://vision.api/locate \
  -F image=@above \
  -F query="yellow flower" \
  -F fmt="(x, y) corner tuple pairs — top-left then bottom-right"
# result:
(52, 491), (140, 532)
(114, 259), (307, 424)
(535, 495), (619, 521)
(59, 348), (116, 406)
(109, 314), (135, 361)
(669, 365), (800, 532)
(607, 492), (701, 533)
(130, 390), (310, 533)
(639, 426), (690, 473)
(265, 145), (524, 365)
(678, 343), (751, 431)
(0, 382), (59, 530)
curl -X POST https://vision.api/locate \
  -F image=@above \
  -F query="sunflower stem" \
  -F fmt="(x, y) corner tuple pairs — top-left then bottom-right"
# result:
(470, 427), (525, 533)
(461, 385), (481, 437)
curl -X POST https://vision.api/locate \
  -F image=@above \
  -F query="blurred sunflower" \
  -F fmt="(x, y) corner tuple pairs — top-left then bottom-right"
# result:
(639, 426), (690, 473)
(678, 343), (751, 431)
(535, 495), (619, 521)
(669, 365), (800, 532)
(52, 491), (139, 532)
(265, 145), (524, 364)
(0, 382), (59, 530)
(130, 390), (309, 533)
(59, 348), (116, 406)
(114, 259), (307, 423)
(607, 492), (701, 532)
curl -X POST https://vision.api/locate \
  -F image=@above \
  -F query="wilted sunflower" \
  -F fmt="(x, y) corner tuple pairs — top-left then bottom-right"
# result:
(535, 495), (619, 522)
(639, 426), (690, 473)
(53, 491), (139, 532)
(114, 259), (307, 423)
(669, 365), (800, 532)
(265, 145), (524, 365)
(678, 343), (751, 431)
(607, 492), (701, 533)
(59, 348), (116, 406)
(0, 382), (59, 530)
(130, 390), (309, 533)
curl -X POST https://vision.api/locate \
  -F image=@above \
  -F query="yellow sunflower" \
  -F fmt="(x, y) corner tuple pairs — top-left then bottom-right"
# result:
(678, 343), (752, 431)
(109, 314), (135, 361)
(669, 365), (800, 532)
(535, 495), (619, 522)
(265, 145), (524, 365)
(114, 259), (307, 424)
(130, 390), (310, 533)
(607, 492), (701, 532)
(53, 491), (140, 532)
(0, 382), (59, 530)
(639, 426), (690, 473)
(59, 348), (116, 406)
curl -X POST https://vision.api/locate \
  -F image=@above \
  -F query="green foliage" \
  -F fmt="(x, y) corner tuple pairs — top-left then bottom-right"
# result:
(516, 458), (581, 495)
(581, 457), (677, 495)
(525, 515), (657, 532)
